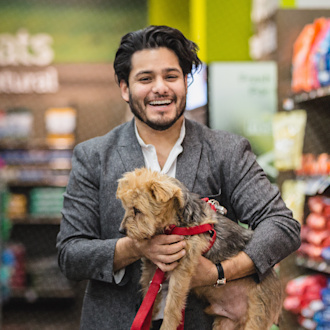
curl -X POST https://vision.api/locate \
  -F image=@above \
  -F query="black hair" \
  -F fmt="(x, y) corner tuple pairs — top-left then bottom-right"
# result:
(113, 25), (202, 85)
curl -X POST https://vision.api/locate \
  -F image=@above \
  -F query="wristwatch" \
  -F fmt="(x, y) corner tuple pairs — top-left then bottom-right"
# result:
(214, 262), (226, 286)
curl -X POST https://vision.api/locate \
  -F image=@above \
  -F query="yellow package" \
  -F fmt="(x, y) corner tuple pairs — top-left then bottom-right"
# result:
(281, 180), (306, 224)
(272, 110), (307, 171)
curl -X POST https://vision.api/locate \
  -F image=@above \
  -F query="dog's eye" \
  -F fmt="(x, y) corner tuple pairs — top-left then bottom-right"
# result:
(133, 207), (141, 215)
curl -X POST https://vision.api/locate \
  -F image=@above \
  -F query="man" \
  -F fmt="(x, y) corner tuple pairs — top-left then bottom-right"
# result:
(57, 25), (301, 329)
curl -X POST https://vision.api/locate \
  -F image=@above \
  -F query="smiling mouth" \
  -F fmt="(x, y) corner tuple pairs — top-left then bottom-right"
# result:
(148, 99), (172, 106)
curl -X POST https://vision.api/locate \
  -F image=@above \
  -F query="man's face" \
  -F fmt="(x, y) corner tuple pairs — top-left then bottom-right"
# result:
(120, 47), (187, 131)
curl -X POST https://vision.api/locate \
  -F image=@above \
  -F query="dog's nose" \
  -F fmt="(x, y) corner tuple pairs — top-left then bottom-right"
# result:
(119, 226), (127, 235)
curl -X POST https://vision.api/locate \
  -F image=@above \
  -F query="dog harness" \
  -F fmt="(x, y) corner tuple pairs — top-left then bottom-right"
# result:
(130, 200), (218, 330)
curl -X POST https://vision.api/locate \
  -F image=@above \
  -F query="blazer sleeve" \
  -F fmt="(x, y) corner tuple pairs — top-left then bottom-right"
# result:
(223, 136), (301, 277)
(56, 142), (121, 284)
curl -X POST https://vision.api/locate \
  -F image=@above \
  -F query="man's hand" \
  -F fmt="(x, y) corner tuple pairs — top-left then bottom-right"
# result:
(133, 234), (186, 272)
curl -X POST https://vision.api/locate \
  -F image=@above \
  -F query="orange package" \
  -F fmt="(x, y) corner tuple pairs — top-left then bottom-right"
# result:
(292, 17), (328, 93)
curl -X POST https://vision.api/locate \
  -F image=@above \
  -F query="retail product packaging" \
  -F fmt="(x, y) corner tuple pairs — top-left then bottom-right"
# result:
(281, 179), (306, 224)
(29, 187), (65, 217)
(7, 193), (27, 219)
(272, 109), (307, 171)
(296, 153), (330, 177)
(291, 17), (330, 93)
(0, 108), (33, 142)
(8, 243), (27, 290)
(284, 274), (327, 312)
(1, 248), (15, 301)
(45, 107), (76, 149)
(298, 195), (330, 261)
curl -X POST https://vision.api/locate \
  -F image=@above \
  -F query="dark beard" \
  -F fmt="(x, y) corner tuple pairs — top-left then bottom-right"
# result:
(129, 93), (186, 131)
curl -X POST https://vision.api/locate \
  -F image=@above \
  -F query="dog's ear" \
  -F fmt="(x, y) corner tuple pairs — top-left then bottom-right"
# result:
(149, 181), (184, 207)
(116, 176), (129, 200)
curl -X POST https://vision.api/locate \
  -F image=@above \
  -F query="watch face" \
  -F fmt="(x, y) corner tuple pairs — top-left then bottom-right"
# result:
(214, 278), (226, 287)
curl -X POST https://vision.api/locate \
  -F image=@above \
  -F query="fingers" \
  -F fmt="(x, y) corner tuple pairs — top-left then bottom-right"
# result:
(157, 245), (186, 264)
(156, 261), (180, 272)
(151, 235), (186, 259)
(134, 234), (186, 271)
(153, 234), (185, 245)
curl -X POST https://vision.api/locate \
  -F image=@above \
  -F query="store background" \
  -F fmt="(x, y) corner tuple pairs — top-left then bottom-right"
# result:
(0, 0), (329, 329)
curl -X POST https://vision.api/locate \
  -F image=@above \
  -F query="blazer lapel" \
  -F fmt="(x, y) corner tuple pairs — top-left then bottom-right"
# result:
(117, 119), (145, 172)
(176, 119), (202, 191)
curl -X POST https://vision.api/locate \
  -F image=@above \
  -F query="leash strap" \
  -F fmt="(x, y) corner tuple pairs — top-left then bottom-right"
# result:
(166, 223), (216, 254)
(131, 268), (165, 330)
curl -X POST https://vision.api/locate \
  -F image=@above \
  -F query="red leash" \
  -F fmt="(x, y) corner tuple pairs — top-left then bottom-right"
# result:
(131, 267), (165, 330)
(130, 222), (216, 330)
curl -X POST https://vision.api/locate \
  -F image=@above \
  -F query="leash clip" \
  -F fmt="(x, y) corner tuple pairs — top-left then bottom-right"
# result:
(208, 199), (227, 215)
(149, 281), (162, 293)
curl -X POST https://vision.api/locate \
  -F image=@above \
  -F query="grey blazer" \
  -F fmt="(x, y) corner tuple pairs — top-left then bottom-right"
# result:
(56, 118), (301, 330)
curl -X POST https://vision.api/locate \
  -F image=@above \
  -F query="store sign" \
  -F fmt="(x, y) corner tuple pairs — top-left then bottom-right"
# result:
(0, 67), (58, 94)
(209, 62), (278, 178)
(0, 29), (58, 94)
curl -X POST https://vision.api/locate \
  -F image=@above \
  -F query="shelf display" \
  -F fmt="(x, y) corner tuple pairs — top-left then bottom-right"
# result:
(297, 195), (330, 263)
(0, 178), (12, 309)
(45, 107), (76, 149)
(0, 106), (76, 309)
(284, 274), (329, 329)
(276, 9), (330, 329)
(292, 17), (330, 93)
(0, 108), (33, 144)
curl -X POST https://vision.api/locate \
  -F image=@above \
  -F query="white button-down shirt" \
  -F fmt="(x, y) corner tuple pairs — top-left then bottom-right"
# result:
(135, 120), (185, 176)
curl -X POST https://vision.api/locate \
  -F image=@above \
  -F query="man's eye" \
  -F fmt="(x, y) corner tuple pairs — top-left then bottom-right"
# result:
(133, 207), (141, 215)
(139, 77), (151, 82)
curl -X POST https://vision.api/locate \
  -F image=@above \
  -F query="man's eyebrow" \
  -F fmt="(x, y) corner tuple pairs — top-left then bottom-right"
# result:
(164, 68), (181, 73)
(135, 68), (181, 76)
(135, 70), (153, 76)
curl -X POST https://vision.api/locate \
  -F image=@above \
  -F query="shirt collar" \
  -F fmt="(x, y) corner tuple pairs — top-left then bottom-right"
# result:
(134, 119), (186, 149)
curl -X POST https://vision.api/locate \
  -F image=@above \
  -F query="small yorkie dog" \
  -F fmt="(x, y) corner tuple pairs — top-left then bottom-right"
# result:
(117, 168), (283, 330)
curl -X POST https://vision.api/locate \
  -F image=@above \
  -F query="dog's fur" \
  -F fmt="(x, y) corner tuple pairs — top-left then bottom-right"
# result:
(117, 168), (283, 330)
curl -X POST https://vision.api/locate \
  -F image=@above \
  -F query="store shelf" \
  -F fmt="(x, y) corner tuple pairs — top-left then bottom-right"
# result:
(292, 86), (330, 104)
(10, 287), (75, 302)
(0, 139), (73, 151)
(296, 255), (330, 274)
(7, 256), (76, 304)
(9, 216), (61, 225)
(296, 176), (330, 196)
(0, 145), (73, 314)
(6, 178), (69, 188)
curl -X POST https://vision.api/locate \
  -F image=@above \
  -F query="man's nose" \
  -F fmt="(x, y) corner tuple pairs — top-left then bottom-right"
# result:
(152, 77), (169, 94)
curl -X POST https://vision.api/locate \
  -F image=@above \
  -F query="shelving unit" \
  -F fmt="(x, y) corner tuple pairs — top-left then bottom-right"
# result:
(0, 146), (75, 306)
(0, 58), (128, 328)
(296, 255), (330, 274)
(292, 86), (330, 103)
(276, 9), (330, 329)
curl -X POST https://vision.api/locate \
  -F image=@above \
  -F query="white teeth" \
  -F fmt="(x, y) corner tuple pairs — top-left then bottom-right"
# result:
(149, 100), (172, 106)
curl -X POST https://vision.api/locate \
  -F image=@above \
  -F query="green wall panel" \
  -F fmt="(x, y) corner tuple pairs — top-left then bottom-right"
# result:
(206, 0), (253, 61)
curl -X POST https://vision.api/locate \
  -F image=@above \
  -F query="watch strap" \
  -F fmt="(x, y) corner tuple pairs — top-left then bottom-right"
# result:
(214, 262), (226, 286)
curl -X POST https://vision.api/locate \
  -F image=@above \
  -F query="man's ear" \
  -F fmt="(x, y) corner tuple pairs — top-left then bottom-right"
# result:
(184, 74), (188, 93)
(120, 80), (130, 103)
